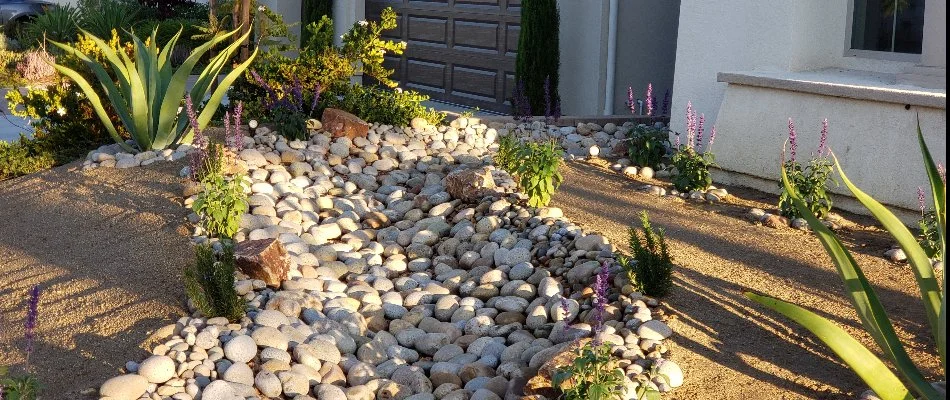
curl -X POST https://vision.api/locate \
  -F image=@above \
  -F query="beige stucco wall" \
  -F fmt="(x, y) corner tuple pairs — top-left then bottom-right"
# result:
(612, 0), (680, 115)
(556, 0), (609, 115)
(671, 0), (947, 212)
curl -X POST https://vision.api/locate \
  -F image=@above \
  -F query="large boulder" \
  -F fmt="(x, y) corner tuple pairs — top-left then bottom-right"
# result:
(234, 238), (290, 287)
(444, 167), (498, 202)
(322, 108), (370, 139)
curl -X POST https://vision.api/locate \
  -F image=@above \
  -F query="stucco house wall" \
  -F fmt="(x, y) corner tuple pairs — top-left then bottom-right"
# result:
(671, 0), (947, 213)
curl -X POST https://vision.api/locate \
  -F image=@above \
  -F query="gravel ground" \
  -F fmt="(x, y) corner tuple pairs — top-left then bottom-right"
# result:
(552, 161), (942, 400)
(0, 161), (192, 399)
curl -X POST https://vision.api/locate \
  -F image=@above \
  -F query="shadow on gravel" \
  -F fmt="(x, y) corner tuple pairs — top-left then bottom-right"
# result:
(0, 162), (191, 399)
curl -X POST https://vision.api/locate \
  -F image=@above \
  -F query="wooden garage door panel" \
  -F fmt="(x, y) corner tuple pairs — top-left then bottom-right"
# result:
(454, 20), (498, 51)
(408, 16), (447, 45)
(406, 59), (445, 91)
(452, 65), (497, 100)
(368, 0), (520, 112)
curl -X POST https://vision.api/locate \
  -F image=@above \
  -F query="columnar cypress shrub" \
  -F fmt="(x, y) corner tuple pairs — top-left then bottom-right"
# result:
(617, 211), (674, 297)
(301, 0), (333, 45)
(515, 0), (560, 115)
(183, 244), (245, 322)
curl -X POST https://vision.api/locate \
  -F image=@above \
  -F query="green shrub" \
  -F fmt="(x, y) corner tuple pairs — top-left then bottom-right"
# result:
(493, 134), (521, 172)
(918, 210), (942, 260)
(515, 0), (560, 114)
(515, 139), (563, 208)
(626, 124), (669, 169)
(183, 243), (244, 322)
(0, 140), (55, 181)
(48, 26), (256, 152)
(778, 119), (834, 219)
(552, 342), (627, 400)
(323, 84), (444, 127)
(1, 370), (40, 400)
(301, 0), (333, 46)
(21, 5), (79, 47)
(77, 0), (143, 41)
(617, 211), (674, 297)
(670, 147), (713, 192)
(746, 122), (945, 400)
(193, 170), (248, 239)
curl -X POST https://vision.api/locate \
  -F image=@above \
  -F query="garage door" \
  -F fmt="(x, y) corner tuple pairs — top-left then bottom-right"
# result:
(366, 0), (521, 113)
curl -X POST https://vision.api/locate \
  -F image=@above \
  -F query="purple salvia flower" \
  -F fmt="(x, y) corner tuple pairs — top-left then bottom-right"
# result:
(24, 285), (40, 369)
(685, 101), (696, 149)
(918, 186), (927, 215)
(645, 83), (654, 117)
(662, 89), (672, 116)
(228, 101), (244, 151)
(938, 163), (946, 184)
(559, 297), (571, 322)
(818, 118), (829, 157)
(696, 113), (705, 148)
(591, 260), (611, 343)
(674, 132), (681, 148)
(250, 70), (278, 109)
(787, 118), (798, 162)
(553, 98), (562, 122)
(707, 126), (717, 151)
(627, 86), (636, 114)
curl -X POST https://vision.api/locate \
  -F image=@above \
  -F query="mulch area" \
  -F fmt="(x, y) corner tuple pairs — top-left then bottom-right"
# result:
(551, 161), (941, 400)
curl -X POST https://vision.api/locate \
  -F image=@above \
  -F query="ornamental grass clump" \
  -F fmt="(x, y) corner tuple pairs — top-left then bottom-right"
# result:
(515, 139), (564, 208)
(670, 102), (716, 192)
(47, 25), (257, 152)
(746, 120), (945, 400)
(617, 211), (674, 297)
(183, 243), (244, 322)
(778, 118), (835, 219)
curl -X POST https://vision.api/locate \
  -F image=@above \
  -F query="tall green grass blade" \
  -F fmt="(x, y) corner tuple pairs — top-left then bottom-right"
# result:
(915, 119), (946, 372)
(781, 166), (939, 399)
(745, 292), (913, 400)
(831, 152), (941, 343)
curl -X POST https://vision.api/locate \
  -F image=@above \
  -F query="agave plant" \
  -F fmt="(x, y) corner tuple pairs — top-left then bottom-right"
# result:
(746, 121), (945, 400)
(46, 26), (257, 152)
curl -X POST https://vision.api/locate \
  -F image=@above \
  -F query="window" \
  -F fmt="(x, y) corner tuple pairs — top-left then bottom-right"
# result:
(849, 0), (925, 57)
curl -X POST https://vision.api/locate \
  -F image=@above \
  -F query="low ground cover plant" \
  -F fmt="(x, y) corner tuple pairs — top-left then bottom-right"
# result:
(778, 118), (835, 219)
(670, 102), (715, 192)
(747, 122), (945, 400)
(183, 243), (244, 322)
(617, 211), (674, 297)
(515, 139), (564, 208)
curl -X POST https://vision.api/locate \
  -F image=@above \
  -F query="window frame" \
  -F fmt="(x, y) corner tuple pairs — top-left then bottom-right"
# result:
(844, 0), (924, 62)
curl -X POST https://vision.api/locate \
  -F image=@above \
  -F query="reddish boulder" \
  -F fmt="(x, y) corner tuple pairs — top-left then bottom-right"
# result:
(234, 238), (290, 287)
(322, 108), (370, 139)
(444, 167), (498, 202)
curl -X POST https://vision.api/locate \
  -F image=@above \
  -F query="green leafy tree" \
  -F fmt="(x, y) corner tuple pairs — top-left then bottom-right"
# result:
(515, 0), (560, 115)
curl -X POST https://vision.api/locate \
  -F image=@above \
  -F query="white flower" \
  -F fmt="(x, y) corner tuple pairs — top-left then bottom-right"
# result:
(56, 107), (66, 116)
(258, 5), (266, 11)
(358, 20), (369, 26)
(395, 87), (403, 93)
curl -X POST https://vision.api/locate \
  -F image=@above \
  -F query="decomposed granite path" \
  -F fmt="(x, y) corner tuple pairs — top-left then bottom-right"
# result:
(0, 161), (191, 399)
(551, 161), (941, 400)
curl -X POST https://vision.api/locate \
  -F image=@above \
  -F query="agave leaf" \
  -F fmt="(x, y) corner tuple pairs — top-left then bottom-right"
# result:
(781, 166), (939, 399)
(156, 26), (244, 146)
(830, 151), (942, 342)
(191, 46), (259, 142)
(47, 39), (135, 145)
(746, 292), (913, 400)
(46, 63), (133, 152)
(915, 120), (947, 372)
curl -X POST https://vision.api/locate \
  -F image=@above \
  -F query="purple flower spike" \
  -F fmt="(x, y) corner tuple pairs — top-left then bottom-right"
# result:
(818, 118), (829, 157)
(627, 86), (636, 115)
(645, 83), (654, 117)
(918, 186), (927, 215)
(787, 118), (798, 162)
(707, 126), (717, 150)
(685, 101), (696, 149)
(24, 285), (40, 366)
(559, 297), (571, 322)
(592, 260), (611, 339)
(674, 132), (681, 148)
(938, 163), (946, 184)
(662, 89), (671, 116)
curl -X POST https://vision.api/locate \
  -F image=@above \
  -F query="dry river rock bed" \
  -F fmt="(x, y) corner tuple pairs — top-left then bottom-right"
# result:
(98, 119), (683, 400)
